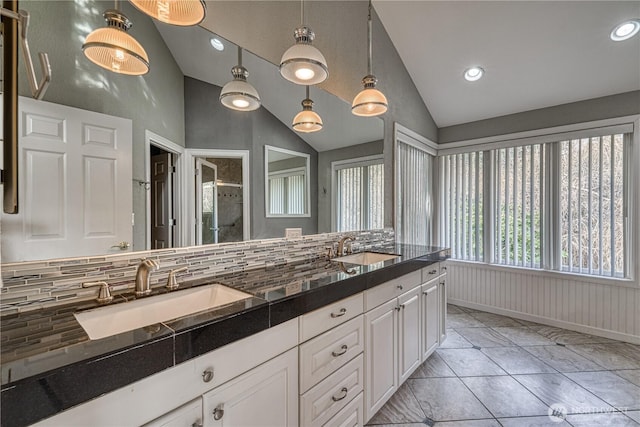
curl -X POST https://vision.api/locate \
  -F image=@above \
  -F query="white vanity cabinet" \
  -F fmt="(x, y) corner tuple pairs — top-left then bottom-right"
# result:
(298, 293), (365, 427)
(363, 270), (423, 421)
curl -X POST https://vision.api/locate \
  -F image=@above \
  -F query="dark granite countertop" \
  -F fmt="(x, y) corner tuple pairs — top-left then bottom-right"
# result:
(0, 244), (449, 427)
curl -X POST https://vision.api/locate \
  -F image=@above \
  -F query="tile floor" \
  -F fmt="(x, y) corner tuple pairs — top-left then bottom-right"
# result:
(366, 304), (640, 427)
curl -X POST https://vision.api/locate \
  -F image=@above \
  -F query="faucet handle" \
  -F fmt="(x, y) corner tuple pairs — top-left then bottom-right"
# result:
(83, 281), (113, 304)
(166, 266), (188, 291)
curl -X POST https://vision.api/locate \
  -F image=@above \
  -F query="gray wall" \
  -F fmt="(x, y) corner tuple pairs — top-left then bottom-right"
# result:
(184, 77), (319, 238)
(317, 140), (384, 233)
(17, 1), (185, 250)
(200, 1), (437, 229)
(439, 91), (640, 143)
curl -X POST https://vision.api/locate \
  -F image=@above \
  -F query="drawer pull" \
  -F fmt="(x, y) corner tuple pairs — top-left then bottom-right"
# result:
(213, 404), (224, 420)
(331, 344), (348, 357)
(202, 368), (214, 383)
(330, 308), (347, 318)
(192, 421), (203, 427)
(442, 266), (447, 271)
(429, 269), (437, 274)
(331, 387), (348, 402)
(397, 285), (403, 290)
(395, 306), (401, 312)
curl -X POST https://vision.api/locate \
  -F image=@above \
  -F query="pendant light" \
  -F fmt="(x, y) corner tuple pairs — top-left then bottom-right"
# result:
(220, 47), (261, 112)
(279, 0), (328, 85)
(129, 0), (206, 26)
(292, 86), (323, 133)
(352, 0), (387, 117)
(82, 1), (149, 76)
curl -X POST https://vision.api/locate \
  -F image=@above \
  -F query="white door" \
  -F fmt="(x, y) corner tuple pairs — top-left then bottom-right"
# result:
(202, 348), (298, 427)
(195, 159), (218, 245)
(364, 298), (398, 422)
(1, 97), (132, 262)
(421, 281), (440, 360)
(398, 286), (422, 383)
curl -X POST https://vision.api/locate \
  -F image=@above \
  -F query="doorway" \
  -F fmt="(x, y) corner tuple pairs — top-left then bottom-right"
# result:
(145, 130), (184, 250)
(196, 158), (219, 245)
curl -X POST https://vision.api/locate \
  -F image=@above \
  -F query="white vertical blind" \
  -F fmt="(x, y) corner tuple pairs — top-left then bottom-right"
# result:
(287, 174), (305, 214)
(396, 141), (433, 245)
(440, 152), (483, 260)
(335, 159), (383, 232)
(268, 169), (306, 215)
(269, 176), (285, 215)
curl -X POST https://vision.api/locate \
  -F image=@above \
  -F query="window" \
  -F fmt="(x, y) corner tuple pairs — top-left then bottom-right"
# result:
(439, 129), (632, 279)
(440, 152), (484, 261)
(559, 134), (627, 277)
(268, 168), (306, 215)
(494, 145), (544, 268)
(333, 156), (384, 232)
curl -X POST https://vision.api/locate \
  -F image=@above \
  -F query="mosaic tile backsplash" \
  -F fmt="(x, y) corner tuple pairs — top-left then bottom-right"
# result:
(0, 229), (395, 314)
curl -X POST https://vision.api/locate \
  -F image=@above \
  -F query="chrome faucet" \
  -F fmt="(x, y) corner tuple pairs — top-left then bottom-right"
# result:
(135, 259), (159, 297)
(337, 235), (355, 257)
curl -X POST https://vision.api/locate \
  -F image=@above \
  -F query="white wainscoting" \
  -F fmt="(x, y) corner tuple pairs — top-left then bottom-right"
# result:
(447, 261), (640, 344)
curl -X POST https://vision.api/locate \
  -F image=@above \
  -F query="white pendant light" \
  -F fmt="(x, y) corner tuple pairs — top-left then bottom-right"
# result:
(220, 47), (261, 112)
(352, 0), (387, 117)
(293, 86), (323, 133)
(280, 0), (328, 85)
(129, 0), (206, 26)
(82, 2), (149, 76)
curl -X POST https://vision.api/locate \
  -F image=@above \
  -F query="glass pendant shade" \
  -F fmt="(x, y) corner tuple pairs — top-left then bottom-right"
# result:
(82, 10), (149, 76)
(280, 26), (328, 85)
(293, 93), (322, 133)
(220, 66), (261, 112)
(352, 76), (388, 117)
(129, 0), (206, 26)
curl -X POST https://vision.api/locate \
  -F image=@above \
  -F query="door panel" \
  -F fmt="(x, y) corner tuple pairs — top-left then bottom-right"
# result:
(422, 282), (439, 360)
(398, 287), (421, 383)
(2, 97), (132, 261)
(151, 153), (173, 249)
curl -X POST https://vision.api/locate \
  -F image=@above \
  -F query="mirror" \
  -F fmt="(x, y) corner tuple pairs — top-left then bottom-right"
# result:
(1, 0), (384, 264)
(265, 146), (311, 217)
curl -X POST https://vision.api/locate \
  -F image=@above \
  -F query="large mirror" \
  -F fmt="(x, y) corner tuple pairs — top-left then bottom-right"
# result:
(1, 0), (384, 264)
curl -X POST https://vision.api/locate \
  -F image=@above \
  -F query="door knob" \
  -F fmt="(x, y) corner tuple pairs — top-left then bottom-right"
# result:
(111, 241), (130, 250)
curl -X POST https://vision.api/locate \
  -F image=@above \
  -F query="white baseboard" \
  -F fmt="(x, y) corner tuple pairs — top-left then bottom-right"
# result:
(449, 298), (640, 345)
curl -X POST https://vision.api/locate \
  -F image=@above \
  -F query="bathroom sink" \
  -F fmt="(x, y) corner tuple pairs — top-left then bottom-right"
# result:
(332, 252), (400, 266)
(74, 284), (251, 340)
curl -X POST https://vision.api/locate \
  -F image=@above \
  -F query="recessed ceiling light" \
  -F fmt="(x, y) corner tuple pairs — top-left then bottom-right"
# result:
(610, 20), (640, 41)
(464, 66), (484, 82)
(210, 38), (224, 51)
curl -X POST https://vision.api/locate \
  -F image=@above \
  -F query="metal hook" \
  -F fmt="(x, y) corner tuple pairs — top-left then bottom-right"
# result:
(0, 7), (51, 100)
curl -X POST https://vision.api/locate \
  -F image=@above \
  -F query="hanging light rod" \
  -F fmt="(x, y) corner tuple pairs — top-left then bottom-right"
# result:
(293, 86), (323, 133)
(82, 0), (149, 75)
(220, 46), (261, 111)
(352, 0), (388, 117)
(279, 0), (328, 85)
(130, 0), (206, 26)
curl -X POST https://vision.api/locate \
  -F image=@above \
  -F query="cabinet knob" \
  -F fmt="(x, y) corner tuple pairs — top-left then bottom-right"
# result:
(331, 387), (348, 402)
(191, 421), (203, 427)
(442, 266), (447, 271)
(429, 269), (437, 274)
(330, 308), (347, 318)
(397, 285), (403, 290)
(395, 306), (401, 312)
(213, 404), (224, 420)
(202, 368), (214, 383)
(331, 344), (348, 357)
(440, 282), (446, 286)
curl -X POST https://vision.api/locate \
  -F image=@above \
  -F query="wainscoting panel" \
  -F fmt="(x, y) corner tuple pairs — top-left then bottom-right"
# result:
(447, 261), (640, 344)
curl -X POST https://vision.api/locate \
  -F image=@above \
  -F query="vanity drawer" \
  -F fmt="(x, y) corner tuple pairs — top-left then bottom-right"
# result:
(364, 270), (421, 311)
(324, 391), (364, 427)
(299, 293), (363, 343)
(300, 353), (364, 427)
(300, 315), (364, 393)
(422, 262), (440, 282)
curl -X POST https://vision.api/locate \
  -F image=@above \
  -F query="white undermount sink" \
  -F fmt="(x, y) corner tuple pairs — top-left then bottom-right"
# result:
(332, 252), (400, 266)
(74, 284), (251, 340)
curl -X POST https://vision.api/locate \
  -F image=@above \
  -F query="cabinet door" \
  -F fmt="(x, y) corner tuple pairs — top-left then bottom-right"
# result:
(144, 398), (203, 427)
(421, 282), (439, 361)
(202, 348), (298, 427)
(439, 278), (447, 343)
(364, 298), (397, 422)
(398, 286), (421, 383)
